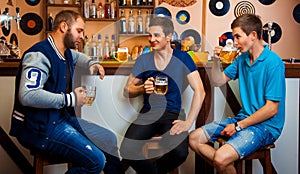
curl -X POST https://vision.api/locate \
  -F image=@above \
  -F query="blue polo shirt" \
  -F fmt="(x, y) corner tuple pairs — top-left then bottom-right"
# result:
(224, 46), (286, 140)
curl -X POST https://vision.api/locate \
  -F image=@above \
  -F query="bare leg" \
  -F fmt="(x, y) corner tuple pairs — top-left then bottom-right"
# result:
(189, 128), (239, 174)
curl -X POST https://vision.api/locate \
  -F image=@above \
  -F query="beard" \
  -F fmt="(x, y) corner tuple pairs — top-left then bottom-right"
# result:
(64, 30), (76, 49)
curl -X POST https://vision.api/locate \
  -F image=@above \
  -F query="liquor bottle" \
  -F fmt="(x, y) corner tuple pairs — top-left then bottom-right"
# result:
(111, 0), (116, 19)
(135, 0), (141, 6)
(74, 0), (80, 5)
(148, 0), (153, 5)
(48, 0), (55, 4)
(83, 0), (90, 18)
(145, 10), (151, 34)
(48, 13), (53, 31)
(83, 36), (90, 56)
(120, 10), (127, 34)
(96, 34), (103, 60)
(97, 2), (104, 18)
(90, 34), (97, 60)
(63, 0), (70, 4)
(104, 0), (111, 19)
(136, 10), (143, 34)
(120, 0), (126, 6)
(110, 34), (116, 59)
(90, 0), (97, 18)
(103, 34), (110, 59)
(128, 9), (135, 34)
(141, 0), (146, 5)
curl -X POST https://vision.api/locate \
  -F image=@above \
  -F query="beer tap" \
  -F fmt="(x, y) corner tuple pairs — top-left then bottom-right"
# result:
(0, 7), (21, 30)
(15, 7), (21, 30)
(267, 22), (273, 50)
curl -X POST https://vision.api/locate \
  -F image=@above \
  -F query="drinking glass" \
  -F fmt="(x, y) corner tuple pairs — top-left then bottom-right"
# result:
(84, 85), (96, 106)
(154, 76), (168, 95)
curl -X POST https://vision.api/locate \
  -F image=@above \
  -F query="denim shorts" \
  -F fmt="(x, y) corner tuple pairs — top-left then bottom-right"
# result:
(202, 117), (276, 159)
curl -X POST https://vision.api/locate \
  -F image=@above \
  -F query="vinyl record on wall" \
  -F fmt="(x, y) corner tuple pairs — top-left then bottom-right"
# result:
(155, 7), (172, 18)
(180, 29), (201, 44)
(25, 0), (41, 6)
(20, 13), (43, 35)
(176, 10), (190, 25)
(209, 0), (230, 16)
(219, 32), (234, 47)
(259, 0), (275, 5)
(293, 4), (300, 24)
(234, 1), (255, 18)
(262, 22), (282, 44)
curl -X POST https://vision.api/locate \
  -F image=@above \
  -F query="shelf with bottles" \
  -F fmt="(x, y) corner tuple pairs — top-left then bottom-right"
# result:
(82, 0), (118, 21)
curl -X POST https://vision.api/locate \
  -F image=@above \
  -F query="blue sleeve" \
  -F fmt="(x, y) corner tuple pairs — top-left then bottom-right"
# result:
(265, 60), (285, 102)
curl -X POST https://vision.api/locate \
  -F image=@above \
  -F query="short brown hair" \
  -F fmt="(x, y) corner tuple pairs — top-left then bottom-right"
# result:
(149, 16), (174, 36)
(53, 10), (81, 31)
(231, 14), (263, 39)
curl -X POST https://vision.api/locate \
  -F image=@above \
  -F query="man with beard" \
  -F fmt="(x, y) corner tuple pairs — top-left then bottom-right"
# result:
(120, 16), (206, 174)
(9, 10), (124, 174)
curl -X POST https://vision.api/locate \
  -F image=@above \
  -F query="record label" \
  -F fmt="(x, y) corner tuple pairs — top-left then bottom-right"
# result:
(209, 0), (230, 16)
(219, 32), (234, 47)
(20, 13), (43, 35)
(176, 10), (190, 25)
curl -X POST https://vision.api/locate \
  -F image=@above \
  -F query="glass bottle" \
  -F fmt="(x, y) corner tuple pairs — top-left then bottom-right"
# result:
(120, 0), (126, 6)
(103, 34), (110, 59)
(136, 10), (143, 34)
(104, 0), (111, 19)
(120, 10), (127, 34)
(90, 0), (97, 18)
(110, 34), (116, 59)
(145, 10), (151, 34)
(48, 13), (53, 31)
(97, 2), (104, 19)
(96, 34), (103, 60)
(148, 0), (153, 5)
(83, 0), (90, 18)
(83, 35), (90, 56)
(128, 9), (135, 34)
(90, 34), (97, 60)
(111, 0), (116, 19)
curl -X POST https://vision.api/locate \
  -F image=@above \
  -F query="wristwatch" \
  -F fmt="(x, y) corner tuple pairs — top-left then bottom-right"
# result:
(235, 122), (242, 132)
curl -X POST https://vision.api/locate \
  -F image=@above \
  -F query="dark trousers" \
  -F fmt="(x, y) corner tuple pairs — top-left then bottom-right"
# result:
(120, 110), (189, 174)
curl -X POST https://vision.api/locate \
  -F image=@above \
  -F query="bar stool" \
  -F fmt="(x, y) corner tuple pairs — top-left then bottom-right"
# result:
(217, 137), (277, 174)
(142, 136), (179, 174)
(33, 152), (72, 174)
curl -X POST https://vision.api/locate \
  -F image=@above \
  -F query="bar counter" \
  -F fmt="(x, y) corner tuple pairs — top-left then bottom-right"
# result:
(0, 60), (300, 173)
(1, 61), (300, 77)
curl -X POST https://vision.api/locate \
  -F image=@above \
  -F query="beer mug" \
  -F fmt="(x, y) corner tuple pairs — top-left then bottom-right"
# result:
(84, 85), (96, 106)
(219, 39), (238, 64)
(154, 75), (168, 95)
(116, 47), (128, 62)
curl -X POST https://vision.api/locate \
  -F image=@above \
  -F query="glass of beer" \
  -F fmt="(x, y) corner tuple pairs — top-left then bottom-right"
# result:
(219, 48), (238, 64)
(84, 85), (96, 106)
(219, 39), (238, 64)
(116, 47), (128, 62)
(154, 76), (168, 95)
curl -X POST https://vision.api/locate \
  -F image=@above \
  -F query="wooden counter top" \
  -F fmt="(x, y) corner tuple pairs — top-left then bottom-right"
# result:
(0, 61), (300, 78)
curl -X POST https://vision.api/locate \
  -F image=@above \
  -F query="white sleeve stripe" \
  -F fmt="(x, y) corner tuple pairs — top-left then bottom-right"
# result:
(70, 92), (75, 107)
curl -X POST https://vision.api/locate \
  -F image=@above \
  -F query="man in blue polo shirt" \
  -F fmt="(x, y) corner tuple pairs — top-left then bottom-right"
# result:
(189, 14), (286, 174)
